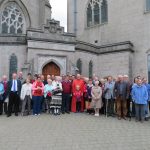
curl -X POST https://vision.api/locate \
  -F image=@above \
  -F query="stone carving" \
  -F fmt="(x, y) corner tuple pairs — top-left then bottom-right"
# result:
(44, 19), (64, 34)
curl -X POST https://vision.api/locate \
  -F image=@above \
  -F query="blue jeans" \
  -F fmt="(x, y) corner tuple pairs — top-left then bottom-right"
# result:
(32, 96), (42, 115)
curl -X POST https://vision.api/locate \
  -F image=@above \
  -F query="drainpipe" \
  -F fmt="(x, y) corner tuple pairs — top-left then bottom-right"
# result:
(74, 0), (77, 35)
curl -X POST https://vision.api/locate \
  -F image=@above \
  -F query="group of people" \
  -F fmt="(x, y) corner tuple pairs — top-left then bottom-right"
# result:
(0, 72), (149, 123)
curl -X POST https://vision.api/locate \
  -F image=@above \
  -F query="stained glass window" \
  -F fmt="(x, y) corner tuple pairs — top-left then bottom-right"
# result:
(101, 0), (108, 23)
(94, 3), (100, 25)
(87, 4), (92, 27)
(1, 3), (25, 34)
(9, 54), (18, 79)
(146, 0), (150, 12)
(77, 59), (82, 74)
(89, 61), (93, 78)
(86, 0), (108, 27)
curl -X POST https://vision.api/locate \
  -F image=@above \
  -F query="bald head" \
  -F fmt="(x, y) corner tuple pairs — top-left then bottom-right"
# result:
(118, 75), (123, 82)
(12, 73), (17, 80)
(2, 75), (7, 81)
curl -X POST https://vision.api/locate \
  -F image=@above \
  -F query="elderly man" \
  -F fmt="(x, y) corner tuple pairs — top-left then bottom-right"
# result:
(104, 76), (115, 117)
(18, 71), (24, 84)
(114, 75), (129, 120)
(61, 75), (72, 114)
(7, 73), (22, 117)
(123, 75), (132, 117)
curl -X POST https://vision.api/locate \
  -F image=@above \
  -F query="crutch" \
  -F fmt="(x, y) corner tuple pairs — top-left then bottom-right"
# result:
(106, 99), (108, 118)
(129, 101), (132, 121)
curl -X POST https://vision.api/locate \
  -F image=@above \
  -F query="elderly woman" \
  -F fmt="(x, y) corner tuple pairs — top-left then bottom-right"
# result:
(91, 80), (102, 116)
(32, 76), (44, 116)
(44, 79), (54, 113)
(132, 79), (148, 123)
(20, 78), (32, 116)
(0, 81), (4, 115)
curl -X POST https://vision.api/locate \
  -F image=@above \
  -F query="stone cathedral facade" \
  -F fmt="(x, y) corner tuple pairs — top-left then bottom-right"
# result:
(0, 0), (150, 80)
(67, 0), (150, 81)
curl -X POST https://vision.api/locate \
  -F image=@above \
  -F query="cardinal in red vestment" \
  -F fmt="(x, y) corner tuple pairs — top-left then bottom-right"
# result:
(71, 74), (85, 112)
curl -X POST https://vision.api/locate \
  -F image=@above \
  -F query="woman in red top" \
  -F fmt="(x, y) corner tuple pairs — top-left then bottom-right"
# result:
(32, 75), (44, 115)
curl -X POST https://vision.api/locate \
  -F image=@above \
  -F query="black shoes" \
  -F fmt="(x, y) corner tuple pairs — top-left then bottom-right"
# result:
(7, 114), (11, 117)
(66, 111), (70, 114)
(15, 113), (18, 116)
(7, 113), (18, 117)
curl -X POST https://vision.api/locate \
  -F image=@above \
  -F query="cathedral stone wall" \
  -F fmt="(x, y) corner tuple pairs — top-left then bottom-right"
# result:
(0, 0), (148, 79)
(67, 0), (150, 78)
(0, 45), (26, 78)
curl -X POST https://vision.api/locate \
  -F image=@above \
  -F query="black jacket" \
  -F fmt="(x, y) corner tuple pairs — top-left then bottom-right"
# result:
(7, 80), (22, 96)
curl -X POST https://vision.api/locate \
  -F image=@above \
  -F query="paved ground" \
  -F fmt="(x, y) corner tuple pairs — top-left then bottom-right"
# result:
(0, 113), (150, 150)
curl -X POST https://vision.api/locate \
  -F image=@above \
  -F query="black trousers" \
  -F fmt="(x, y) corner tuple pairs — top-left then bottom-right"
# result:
(106, 99), (114, 116)
(0, 101), (7, 114)
(8, 92), (20, 115)
(62, 93), (70, 113)
(76, 101), (81, 112)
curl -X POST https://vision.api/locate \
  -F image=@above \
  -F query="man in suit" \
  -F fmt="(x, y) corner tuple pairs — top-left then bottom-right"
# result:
(114, 75), (129, 120)
(7, 73), (22, 117)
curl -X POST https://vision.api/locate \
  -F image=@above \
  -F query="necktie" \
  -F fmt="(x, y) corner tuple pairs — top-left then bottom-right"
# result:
(13, 80), (16, 92)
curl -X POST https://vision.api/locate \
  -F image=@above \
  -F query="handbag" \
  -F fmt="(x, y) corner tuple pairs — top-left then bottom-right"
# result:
(47, 92), (52, 97)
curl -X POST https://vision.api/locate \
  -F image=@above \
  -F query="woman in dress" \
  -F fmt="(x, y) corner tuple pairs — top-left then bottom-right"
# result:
(91, 80), (102, 116)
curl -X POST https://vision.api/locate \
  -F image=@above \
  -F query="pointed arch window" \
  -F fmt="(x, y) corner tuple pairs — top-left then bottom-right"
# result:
(86, 0), (108, 27)
(146, 0), (150, 12)
(87, 4), (92, 27)
(101, 0), (108, 23)
(0, 2), (25, 34)
(9, 54), (18, 79)
(76, 59), (82, 74)
(94, 3), (100, 25)
(89, 61), (93, 78)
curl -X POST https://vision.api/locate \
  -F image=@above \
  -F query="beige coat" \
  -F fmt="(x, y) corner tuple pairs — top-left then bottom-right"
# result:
(91, 86), (102, 109)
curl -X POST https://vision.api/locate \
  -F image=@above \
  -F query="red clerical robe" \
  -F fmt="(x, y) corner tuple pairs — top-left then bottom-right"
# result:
(71, 79), (85, 112)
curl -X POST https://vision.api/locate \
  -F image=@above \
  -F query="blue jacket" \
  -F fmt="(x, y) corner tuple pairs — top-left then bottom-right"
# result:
(0, 83), (4, 94)
(104, 81), (115, 100)
(0, 83), (4, 101)
(132, 84), (148, 105)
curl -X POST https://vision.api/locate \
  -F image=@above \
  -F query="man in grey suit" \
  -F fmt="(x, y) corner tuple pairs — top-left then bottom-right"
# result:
(114, 75), (129, 120)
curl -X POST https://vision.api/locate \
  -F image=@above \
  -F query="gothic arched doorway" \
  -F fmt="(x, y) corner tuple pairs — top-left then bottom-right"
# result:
(42, 62), (60, 79)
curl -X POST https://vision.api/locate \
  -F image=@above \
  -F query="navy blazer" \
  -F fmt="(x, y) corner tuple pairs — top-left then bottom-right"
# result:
(7, 80), (22, 96)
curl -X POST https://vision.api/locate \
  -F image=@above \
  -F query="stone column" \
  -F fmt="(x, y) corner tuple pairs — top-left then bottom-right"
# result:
(39, 0), (45, 28)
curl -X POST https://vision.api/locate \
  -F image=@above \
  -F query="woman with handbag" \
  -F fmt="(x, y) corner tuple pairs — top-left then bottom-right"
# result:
(44, 79), (54, 113)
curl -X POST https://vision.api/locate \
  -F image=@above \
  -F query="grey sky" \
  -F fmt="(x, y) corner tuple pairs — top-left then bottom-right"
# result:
(49, 0), (67, 31)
